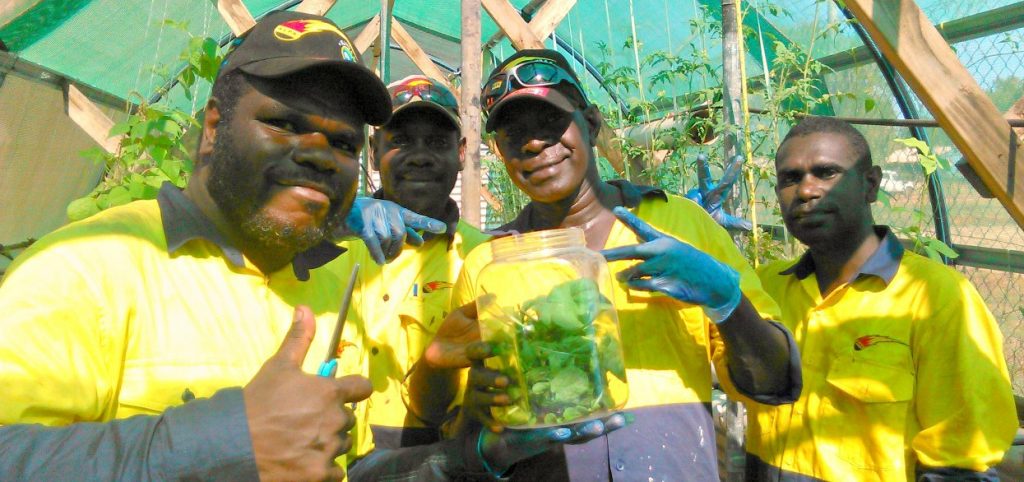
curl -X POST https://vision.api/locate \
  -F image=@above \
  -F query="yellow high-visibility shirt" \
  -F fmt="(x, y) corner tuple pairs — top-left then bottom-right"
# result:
(333, 218), (488, 449)
(449, 182), (794, 480)
(0, 190), (372, 465)
(748, 229), (1017, 481)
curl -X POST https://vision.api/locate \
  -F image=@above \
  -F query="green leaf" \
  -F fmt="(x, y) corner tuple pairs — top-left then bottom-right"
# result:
(67, 197), (100, 221)
(101, 186), (132, 209)
(127, 178), (146, 199)
(864, 98), (875, 113)
(924, 238), (959, 259)
(550, 367), (589, 404)
(893, 137), (930, 156)
(918, 152), (938, 176)
(109, 121), (133, 137)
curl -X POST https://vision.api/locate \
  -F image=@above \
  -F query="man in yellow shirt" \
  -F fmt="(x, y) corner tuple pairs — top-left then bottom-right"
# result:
(0, 11), (450, 481)
(746, 116), (1016, 481)
(331, 75), (489, 449)
(422, 49), (801, 480)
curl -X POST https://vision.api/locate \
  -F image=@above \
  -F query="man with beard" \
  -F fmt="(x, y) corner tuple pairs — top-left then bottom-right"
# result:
(331, 75), (489, 450)
(0, 11), (446, 481)
(744, 116), (1015, 481)
(420, 49), (801, 480)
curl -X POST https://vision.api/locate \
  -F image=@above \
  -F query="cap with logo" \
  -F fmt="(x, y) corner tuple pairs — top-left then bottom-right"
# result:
(386, 75), (461, 129)
(218, 10), (391, 126)
(482, 49), (589, 132)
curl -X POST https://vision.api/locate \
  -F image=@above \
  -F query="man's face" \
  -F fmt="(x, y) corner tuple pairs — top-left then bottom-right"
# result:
(373, 109), (461, 214)
(492, 100), (594, 203)
(775, 132), (879, 247)
(204, 71), (365, 252)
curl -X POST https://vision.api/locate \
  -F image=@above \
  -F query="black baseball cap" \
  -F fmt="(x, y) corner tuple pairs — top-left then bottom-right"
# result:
(218, 11), (391, 126)
(482, 49), (589, 132)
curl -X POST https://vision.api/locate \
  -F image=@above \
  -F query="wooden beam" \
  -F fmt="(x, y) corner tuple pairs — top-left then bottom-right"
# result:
(294, 0), (337, 16)
(527, 0), (576, 40)
(211, 0), (255, 36)
(481, 0), (544, 49)
(353, 13), (381, 55)
(482, 0), (627, 175)
(844, 0), (1024, 230)
(461, 0), (483, 227)
(482, 0), (545, 50)
(390, 20), (457, 95)
(63, 84), (122, 154)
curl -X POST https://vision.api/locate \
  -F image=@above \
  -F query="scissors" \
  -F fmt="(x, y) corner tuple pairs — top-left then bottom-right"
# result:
(317, 263), (360, 378)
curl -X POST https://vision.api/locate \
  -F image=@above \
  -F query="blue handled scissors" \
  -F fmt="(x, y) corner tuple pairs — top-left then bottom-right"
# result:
(317, 264), (360, 378)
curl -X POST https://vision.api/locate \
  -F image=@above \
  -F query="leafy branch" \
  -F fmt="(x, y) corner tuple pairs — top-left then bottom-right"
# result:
(67, 23), (222, 221)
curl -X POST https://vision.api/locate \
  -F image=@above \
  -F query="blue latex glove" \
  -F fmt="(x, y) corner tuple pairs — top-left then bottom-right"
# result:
(477, 413), (629, 476)
(684, 154), (753, 231)
(339, 197), (447, 265)
(601, 207), (742, 323)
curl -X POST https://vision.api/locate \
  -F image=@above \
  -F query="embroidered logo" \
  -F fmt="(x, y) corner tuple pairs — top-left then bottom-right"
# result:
(853, 334), (909, 351)
(423, 281), (453, 293)
(274, 19), (345, 41)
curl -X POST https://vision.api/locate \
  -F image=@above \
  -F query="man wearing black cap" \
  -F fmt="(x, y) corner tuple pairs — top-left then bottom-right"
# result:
(427, 49), (802, 480)
(0, 11), (443, 481)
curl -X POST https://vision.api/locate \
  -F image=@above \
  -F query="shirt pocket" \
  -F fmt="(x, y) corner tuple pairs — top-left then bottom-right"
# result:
(821, 350), (915, 473)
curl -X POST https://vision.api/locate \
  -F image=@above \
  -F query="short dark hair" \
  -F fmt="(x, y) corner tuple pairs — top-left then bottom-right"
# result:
(209, 69), (251, 123)
(778, 116), (872, 169)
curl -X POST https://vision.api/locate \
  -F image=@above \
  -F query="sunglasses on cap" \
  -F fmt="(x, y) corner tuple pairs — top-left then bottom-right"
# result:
(482, 57), (588, 114)
(389, 78), (459, 113)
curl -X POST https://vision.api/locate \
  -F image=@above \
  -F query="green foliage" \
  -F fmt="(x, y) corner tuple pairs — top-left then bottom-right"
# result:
(488, 279), (625, 426)
(483, 155), (531, 228)
(893, 137), (952, 176)
(68, 23), (222, 221)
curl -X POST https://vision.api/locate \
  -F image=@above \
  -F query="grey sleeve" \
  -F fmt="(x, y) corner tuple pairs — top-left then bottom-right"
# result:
(916, 466), (1000, 482)
(0, 388), (258, 481)
(729, 320), (803, 405)
(347, 434), (504, 482)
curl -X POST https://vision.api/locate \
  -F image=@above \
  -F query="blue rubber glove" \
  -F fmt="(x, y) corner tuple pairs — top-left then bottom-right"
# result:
(684, 154), (753, 231)
(601, 207), (742, 323)
(477, 413), (629, 477)
(339, 197), (447, 265)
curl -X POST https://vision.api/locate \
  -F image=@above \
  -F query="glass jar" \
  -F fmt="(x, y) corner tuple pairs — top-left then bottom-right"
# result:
(475, 227), (628, 428)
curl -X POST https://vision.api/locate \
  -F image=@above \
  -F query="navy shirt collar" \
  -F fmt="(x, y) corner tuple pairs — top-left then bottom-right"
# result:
(781, 226), (904, 285)
(157, 182), (344, 280)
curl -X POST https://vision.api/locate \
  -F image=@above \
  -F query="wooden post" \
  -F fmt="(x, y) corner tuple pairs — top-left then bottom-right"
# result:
(353, 14), (382, 55)
(844, 0), (1024, 230)
(62, 84), (122, 154)
(295, 0), (337, 15)
(528, 0), (577, 40)
(379, 0), (395, 83)
(720, 0), (741, 164)
(461, 0), (483, 227)
(390, 20), (458, 95)
(482, 0), (545, 51)
(211, 0), (255, 36)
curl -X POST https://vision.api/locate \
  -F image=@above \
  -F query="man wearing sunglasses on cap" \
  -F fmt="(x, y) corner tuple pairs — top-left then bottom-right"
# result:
(327, 75), (490, 451)
(421, 49), (802, 480)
